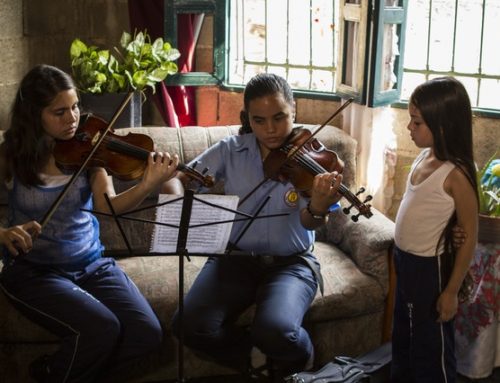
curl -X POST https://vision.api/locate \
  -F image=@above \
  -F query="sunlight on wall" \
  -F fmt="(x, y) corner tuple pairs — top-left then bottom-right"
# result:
(368, 107), (397, 214)
(343, 103), (397, 215)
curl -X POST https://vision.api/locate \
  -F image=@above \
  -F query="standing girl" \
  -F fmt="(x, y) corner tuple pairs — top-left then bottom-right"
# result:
(169, 73), (343, 380)
(392, 76), (478, 382)
(0, 64), (179, 382)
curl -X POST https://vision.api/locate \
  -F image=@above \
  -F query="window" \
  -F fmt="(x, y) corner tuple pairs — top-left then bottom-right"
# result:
(227, 0), (337, 96)
(165, 0), (409, 106)
(164, 0), (500, 115)
(400, 0), (500, 116)
(225, 0), (408, 106)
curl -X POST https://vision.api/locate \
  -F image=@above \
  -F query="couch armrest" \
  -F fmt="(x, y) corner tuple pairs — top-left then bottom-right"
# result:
(317, 206), (395, 293)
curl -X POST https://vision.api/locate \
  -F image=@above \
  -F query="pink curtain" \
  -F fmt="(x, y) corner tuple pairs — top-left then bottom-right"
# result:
(128, 0), (198, 127)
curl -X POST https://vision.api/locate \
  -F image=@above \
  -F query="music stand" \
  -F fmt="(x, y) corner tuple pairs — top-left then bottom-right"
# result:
(89, 190), (288, 382)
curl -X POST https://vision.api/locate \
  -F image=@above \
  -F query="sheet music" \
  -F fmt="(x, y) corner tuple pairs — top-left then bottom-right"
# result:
(150, 194), (239, 254)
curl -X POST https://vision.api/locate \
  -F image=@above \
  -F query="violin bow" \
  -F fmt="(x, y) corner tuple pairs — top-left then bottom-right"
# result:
(39, 92), (134, 229)
(288, 97), (354, 158)
(238, 98), (354, 207)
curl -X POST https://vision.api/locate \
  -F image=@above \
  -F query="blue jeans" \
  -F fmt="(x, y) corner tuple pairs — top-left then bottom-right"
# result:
(0, 257), (163, 383)
(171, 253), (318, 373)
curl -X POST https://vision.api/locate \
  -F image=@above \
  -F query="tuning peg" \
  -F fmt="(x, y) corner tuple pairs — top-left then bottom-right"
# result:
(355, 187), (365, 196)
(202, 167), (209, 175)
(351, 214), (359, 222)
(191, 160), (198, 169)
(363, 195), (373, 203)
(343, 203), (353, 215)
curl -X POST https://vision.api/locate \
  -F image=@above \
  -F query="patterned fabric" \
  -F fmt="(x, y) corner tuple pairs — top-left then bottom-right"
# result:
(455, 242), (500, 379)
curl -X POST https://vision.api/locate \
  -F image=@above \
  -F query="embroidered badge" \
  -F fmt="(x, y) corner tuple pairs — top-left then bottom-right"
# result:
(284, 188), (299, 207)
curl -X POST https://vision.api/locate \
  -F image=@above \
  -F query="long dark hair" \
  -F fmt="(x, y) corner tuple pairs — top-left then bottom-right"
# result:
(410, 76), (478, 278)
(2, 64), (76, 186)
(239, 73), (294, 134)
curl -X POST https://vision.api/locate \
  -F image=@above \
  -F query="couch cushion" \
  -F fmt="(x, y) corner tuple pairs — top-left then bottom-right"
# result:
(308, 241), (385, 322)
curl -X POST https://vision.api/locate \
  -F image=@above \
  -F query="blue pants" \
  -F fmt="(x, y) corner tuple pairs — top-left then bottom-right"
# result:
(391, 247), (456, 383)
(0, 257), (163, 383)
(171, 254), (318, 373)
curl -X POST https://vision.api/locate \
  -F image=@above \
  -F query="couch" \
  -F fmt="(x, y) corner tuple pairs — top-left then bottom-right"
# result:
(0, 124), (395, 382)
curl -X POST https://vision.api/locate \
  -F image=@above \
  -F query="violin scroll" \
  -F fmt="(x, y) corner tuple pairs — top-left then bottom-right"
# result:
(340, 187), (373, 221)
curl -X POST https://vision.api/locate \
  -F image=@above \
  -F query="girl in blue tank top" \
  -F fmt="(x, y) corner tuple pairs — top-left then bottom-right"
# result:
(0, 64), (181, 382)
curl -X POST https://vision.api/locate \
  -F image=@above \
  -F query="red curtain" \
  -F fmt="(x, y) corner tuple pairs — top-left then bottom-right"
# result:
(128, 0), (197, 127)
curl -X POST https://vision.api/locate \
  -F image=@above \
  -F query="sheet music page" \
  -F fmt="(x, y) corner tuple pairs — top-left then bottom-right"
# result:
(150, 194), (239, 254)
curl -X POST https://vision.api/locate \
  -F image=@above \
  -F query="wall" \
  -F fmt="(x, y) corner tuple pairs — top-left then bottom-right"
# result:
(0, 0), (129, 130)
(0, 1), (496, 220)
(0, 0), (27, 130)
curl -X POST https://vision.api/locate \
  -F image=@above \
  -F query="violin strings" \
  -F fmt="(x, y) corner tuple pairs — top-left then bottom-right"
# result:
(283, 145), (358, 201)
(102, 136), (150, 160)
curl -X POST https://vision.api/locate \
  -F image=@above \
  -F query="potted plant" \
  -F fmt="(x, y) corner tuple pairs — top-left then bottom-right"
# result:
(477, 151), (500, 243)
(70, 30), (180, 128)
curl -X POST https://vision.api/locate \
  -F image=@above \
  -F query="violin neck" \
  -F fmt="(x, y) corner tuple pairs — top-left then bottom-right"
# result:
(106, 137), (150, 161)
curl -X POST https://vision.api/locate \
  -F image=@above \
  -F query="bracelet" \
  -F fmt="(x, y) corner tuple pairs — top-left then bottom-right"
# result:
(306, 201), (327, 219)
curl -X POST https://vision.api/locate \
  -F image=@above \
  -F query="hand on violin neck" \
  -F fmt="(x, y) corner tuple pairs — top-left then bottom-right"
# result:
(309, 171), (343, 211)
(141, 151), (180, 191)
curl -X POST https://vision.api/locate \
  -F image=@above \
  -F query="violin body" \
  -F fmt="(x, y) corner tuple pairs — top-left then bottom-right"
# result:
(263, 128), (372, 221)
(54, 114), (214, 187)
(264, 128), (344, 195)
(54, 114), (152, 181)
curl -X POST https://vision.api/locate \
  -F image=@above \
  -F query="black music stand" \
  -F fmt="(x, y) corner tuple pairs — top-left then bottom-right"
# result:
(89, 190), (287, 382)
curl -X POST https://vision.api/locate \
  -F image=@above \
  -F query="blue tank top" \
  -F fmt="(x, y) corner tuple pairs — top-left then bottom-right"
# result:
(5, 174), (103, 268)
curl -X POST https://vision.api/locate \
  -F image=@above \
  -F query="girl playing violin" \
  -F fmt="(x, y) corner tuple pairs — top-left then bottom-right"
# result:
(169, 73), (342, 380)
(0, 64), (180, 382)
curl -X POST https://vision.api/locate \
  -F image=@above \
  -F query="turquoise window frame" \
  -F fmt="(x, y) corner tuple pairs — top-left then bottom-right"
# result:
(164, 0), (409, 107)
(164, 0), (227, 86)
(368, 0), (408, 107)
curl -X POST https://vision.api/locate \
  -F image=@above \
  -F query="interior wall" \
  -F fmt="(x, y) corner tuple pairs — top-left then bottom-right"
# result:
(0, 0), (130, 130)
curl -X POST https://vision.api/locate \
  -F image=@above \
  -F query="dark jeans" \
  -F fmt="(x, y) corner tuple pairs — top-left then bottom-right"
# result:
(391, 247), (456, 383)
(171, 253), (318, 374)
(1, 257), (163, 383)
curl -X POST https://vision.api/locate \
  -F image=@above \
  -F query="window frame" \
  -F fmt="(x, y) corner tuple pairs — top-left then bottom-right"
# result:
(164, 0), (227, 86)
(367, 0), (408, 107)
(164, 0), (407, 107)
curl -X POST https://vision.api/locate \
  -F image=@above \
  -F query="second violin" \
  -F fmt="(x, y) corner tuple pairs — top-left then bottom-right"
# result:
(263, 127), (373, 221)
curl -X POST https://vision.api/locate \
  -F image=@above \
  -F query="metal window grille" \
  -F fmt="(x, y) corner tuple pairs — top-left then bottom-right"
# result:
(227, 0), (338, 96)
(401, 0), (500, 113)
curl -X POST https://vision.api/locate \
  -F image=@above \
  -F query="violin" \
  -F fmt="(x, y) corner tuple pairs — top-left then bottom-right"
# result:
(263, 128), (373, 221)
(53, 114), (214, 187)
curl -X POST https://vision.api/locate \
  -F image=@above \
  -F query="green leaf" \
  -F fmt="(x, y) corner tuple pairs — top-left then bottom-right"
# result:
(120, 31), (132, 49)
(70, 39), (88, 59)
(70, 30), (180, 95)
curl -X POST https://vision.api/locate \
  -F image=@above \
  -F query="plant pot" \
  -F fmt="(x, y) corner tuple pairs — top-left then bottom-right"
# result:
(79, 91), (142, 129)
(478, 214), (500, 244)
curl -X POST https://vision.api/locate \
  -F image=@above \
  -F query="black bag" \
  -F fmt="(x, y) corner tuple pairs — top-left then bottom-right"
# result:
(285, 343), (392, 383)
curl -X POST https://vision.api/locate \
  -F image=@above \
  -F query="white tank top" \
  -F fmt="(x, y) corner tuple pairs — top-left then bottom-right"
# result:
(395, 149), (455, 256)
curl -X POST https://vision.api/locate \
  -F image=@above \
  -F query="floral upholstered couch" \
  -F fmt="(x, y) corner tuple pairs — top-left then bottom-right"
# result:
(0, 124), (395, 382)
